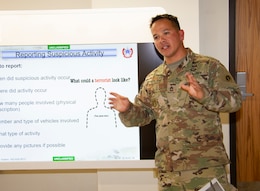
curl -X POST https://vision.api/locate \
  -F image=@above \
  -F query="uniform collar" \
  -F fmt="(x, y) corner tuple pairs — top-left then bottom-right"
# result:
(157, 48), (194, 76)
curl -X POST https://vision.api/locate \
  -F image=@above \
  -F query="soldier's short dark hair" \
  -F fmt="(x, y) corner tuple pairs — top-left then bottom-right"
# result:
(150, 14), (181, 30)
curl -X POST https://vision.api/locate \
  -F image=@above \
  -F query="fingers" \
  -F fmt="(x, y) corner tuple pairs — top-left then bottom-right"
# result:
(109, 92), (118, 103)
(181, 72), (204, 99)
(181, 83), (189, 91)
(109, 92), (130, 112)
(185, 72), (196, 84)
(109, 92), (121, 104)
(109, 92), (119, 98)
(109, 92), (121, 109)
(181, 72), (192, 91)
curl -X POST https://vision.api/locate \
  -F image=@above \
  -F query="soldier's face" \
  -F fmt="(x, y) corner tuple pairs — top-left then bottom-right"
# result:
(151, 18), (184, 63)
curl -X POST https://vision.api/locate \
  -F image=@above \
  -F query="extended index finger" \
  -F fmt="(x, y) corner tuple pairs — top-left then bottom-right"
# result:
(185, 72), (197, 83)
(109, 92), (119, 97)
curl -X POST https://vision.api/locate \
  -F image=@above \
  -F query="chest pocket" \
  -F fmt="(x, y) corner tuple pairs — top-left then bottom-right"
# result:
(145, 75), (188, 110)
(166, 77), (188, 108)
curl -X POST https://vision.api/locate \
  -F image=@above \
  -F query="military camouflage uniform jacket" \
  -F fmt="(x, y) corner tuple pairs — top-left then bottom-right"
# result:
(119, 48), (242, 172)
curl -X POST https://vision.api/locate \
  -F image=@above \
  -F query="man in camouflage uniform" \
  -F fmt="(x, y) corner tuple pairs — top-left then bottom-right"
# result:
(109, 14), (242, 191)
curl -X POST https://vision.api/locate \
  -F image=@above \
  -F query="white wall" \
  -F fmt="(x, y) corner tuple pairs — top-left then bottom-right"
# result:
(92, 0), (200, 53)
(199, 0), (230, 161)
(0, 0), (92, 10)
(0, 1), (229, 191)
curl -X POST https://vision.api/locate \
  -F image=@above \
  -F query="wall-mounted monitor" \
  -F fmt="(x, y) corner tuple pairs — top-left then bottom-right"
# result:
(0, 42), (163, 170)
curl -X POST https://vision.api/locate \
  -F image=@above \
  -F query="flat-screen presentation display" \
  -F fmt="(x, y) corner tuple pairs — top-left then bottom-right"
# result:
(0, 42), (162, 167)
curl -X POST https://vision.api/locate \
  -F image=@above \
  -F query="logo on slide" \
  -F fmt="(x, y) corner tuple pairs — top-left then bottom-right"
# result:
(122, 48), (133, 58)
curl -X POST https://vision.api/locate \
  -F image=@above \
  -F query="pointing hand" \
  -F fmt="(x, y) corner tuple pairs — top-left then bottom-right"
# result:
(109, 92), (131, 113)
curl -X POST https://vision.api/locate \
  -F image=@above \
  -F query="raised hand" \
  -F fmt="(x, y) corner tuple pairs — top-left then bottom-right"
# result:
(181, 72), (204, 99)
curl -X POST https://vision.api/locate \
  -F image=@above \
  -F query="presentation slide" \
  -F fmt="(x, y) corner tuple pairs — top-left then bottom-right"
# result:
(0, 43), (140, 162)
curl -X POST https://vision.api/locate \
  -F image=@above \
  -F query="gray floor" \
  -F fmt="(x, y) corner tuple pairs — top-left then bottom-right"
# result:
(237, 182), (260, 191)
